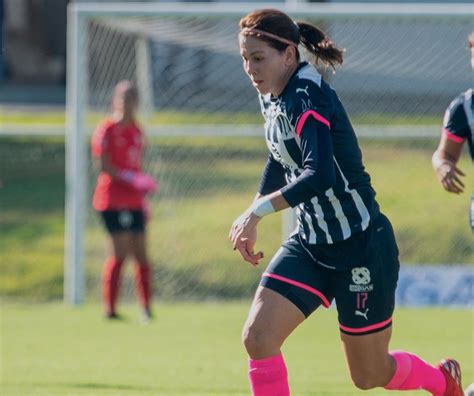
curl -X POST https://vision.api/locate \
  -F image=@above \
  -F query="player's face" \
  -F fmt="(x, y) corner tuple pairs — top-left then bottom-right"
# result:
(239, 35), (293, 95)
(113, 88), (138, 115)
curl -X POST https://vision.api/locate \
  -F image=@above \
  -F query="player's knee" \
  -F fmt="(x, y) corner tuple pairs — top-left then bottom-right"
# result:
(350, 372), (380, 390)
(115, 253), (128, 262)
(242, 325), (273, 357)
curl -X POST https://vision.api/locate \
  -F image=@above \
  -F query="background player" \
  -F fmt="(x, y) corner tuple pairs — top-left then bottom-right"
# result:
(230, 9), (464, 396)
(91, 80), (157, 321)
(432, 33), (474, 229)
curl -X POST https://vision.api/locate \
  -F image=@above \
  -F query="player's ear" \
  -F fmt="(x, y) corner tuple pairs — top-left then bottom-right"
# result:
(284, 45), (296, 66)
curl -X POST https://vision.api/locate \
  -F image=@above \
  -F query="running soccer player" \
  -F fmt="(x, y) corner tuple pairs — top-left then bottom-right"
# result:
(91, 80), (157, 321)
(230, 9), (463, 395)
(432, 33), (474, 230)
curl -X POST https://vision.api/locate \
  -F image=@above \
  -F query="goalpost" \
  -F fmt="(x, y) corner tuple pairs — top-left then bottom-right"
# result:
(65, 2), (473, 305)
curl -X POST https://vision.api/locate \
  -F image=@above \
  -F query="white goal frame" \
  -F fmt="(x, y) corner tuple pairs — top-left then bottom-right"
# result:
(65, 2), (472, 305)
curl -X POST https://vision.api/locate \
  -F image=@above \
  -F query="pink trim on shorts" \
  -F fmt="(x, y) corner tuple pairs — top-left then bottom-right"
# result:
(296, 110), (331, 136)
(262, 272), (331, 308)
(443, 128), (465, 144)
(339, 317), (392, 334)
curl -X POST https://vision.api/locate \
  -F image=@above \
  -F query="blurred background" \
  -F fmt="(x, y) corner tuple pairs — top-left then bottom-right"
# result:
(1, 0), (472, 302)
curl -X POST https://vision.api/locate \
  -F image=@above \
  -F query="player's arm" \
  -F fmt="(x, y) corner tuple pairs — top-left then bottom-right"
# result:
(251, 111), (336, 217)
(258, 154), (287, 196)
(250, 83), (337, 216)
(280, 113), (336, 206)
(229, 156), (285, 265)
(94, 151), (115, 175)
(432, 133), (465, 194)
(230, 114), (336, 265)
(92, 125), (156, 193)
(248, 112), (337, 217)
(91, 124), (116, 175)
(91, 129), (126, 178)
(432, 101), (468, 194)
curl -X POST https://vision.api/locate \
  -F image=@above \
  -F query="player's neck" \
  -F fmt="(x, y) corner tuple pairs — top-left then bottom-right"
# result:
(272, 62), (299, 97)
(112, 111), (135, 125)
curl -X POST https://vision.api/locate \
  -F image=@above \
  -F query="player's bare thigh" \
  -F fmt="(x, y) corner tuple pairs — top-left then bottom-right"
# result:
(109, 232), (133, 261)
(130, 232), (149, 264)
(242, 286), (306, 359)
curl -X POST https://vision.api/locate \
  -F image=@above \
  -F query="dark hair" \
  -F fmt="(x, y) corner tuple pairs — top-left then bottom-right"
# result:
(469, 32), (474, 49)
(239, 9), (344, 72)
(114, 80), (139, 100)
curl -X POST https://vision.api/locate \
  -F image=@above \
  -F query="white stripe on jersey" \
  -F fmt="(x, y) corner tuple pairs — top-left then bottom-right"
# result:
(334, 158), (371, 231)
(308, 195), (333, 244)
(274, 124), (299, 172)
(296, 205), (318, 244)
(325, 187), (351, 239)
(463, 89), (474, 135)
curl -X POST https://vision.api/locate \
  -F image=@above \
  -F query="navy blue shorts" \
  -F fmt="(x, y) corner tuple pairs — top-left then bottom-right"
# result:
(100, 210), (145, 234)
(260, 213), (399, 336)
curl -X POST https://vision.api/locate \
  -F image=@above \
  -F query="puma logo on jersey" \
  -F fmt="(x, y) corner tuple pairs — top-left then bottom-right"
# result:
(355, 308), (369, 320)
(296, 86), (309, 96)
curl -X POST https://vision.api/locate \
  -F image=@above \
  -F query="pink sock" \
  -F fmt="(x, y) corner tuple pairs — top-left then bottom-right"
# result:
(135, 263), (152, 310)
(248, 353), (290, 396)
(102, 256), (124, 315)
(384, 351), (446, 395)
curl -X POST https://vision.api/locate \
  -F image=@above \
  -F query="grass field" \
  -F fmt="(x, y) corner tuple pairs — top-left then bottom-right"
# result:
(0, 110), (442, 127)
(1, 302), (473, 396)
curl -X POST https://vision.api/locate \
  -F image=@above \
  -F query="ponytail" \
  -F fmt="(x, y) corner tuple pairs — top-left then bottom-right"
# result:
(296, 22), (344, 72)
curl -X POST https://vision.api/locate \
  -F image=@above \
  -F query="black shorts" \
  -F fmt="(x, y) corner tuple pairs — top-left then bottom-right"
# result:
(100, 210), (145, 234)
(260, 213), (400, 336)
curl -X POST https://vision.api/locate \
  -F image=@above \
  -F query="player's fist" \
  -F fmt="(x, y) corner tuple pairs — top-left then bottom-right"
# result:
(118, 170), (158, 194)
(134, 172), (158, 194)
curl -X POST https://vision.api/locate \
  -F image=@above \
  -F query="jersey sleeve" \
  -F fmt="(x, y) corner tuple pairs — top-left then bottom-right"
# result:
(258, 154), (287, 195)
(443, 95), (470, 144)
(281, 115), (336, 207)
(279, 81), (337, 207)
(285, 80), (334, 136)
(91, 121), (111, 157)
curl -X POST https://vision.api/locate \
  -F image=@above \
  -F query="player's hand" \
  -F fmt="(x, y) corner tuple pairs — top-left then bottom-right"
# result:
(435, 160), (465, 194)
(118, 170), (158, 194)
(229, 212), (263, 266)
(134, 172), (158, 194)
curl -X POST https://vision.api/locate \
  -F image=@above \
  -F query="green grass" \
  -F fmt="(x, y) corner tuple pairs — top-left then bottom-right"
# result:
(0, 110), (441, 126)
(1, 302), (473, 396)
(0, 136), (473, 300)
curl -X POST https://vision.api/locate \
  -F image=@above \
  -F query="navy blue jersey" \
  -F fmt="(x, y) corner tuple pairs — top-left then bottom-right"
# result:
(258, 62), (379, 245)
(443, 89), (474, 160)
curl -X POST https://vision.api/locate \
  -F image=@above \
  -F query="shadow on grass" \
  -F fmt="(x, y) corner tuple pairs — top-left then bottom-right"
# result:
(23, 382), (247, 395)
(70, 383), (152, 391)
(0, 214), (63, 244)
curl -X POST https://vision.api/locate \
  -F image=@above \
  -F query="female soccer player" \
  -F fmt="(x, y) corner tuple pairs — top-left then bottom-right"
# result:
(91, 80), (157, 321)
(230, 9), (463, 395)
(432, 33), (473, 230)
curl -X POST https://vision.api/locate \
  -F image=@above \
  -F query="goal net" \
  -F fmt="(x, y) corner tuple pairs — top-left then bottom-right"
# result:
(66, 2), (473, 304)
